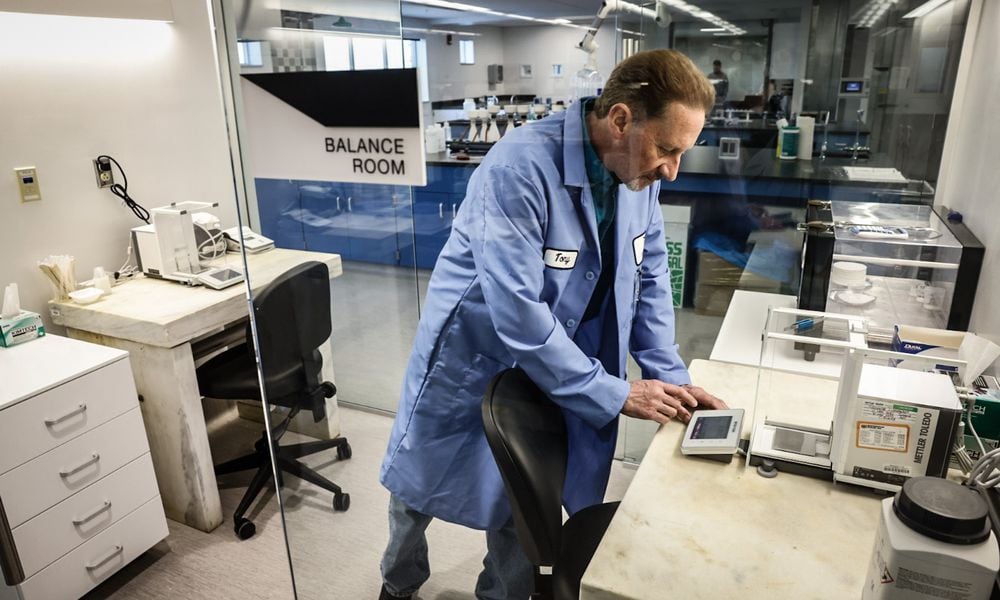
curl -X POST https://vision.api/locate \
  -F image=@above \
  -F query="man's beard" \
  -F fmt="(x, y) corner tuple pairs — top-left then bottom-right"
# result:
(624, 174), (657, 192)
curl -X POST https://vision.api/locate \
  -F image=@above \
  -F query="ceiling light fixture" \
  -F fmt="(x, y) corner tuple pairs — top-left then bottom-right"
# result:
(902, 0), (952, 19)
(402, 0), (743, 35)
(700, 27), (726, 32)
(401, 26), (481, 36)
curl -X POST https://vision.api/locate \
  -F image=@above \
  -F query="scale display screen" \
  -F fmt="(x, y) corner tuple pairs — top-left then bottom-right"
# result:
(691, 415), (733, 440)
(207, 268), (241, 281)
(841, 80), (863, 93)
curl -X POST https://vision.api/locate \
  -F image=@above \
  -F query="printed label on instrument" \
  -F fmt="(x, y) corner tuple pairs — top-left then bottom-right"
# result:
(882, 464), (912, 476)
(543, 248), (578, 270)
(857, 422), (909, 452)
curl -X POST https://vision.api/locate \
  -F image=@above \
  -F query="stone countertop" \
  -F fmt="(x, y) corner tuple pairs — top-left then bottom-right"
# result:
(49, 249), (342, 348)
(579, 358), (884, 600)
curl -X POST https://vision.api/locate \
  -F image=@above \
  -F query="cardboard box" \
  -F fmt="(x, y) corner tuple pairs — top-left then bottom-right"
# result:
(891, 325), (965, 372)
(693, 251), (782, 316)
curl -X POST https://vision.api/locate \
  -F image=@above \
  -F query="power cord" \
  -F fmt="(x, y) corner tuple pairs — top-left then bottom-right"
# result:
(96, 155), (151, 224)
(193, 223), (226, 261)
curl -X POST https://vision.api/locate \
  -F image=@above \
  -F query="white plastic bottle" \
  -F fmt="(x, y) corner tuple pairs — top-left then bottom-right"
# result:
(485, 117), (500, 143)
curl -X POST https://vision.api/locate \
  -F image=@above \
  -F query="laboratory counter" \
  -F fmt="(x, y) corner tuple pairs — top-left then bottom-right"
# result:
(580, 358), (886, 600)
(426, 147), (928, 199)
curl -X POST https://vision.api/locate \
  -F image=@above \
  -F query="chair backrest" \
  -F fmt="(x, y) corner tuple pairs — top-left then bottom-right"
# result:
(481, 368), (567, 567)
(251, 261), (331, 399)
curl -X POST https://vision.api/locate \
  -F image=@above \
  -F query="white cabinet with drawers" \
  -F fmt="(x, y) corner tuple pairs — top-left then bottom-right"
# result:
(0, 334), (167, 599)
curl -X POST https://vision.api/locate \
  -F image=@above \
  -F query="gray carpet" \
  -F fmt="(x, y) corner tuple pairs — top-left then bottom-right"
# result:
(84, 405), (636, 600)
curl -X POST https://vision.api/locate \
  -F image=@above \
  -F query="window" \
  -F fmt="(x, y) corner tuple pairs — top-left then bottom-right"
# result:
(459, 39), (475, 65)
(353, 37), (386, 70)
(322, 36), (351, 71)
(237, 41), (263, 67)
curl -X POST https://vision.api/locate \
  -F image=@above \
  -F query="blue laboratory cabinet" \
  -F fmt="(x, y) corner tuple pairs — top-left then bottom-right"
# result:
(255, 164), (474, 268)
(255, 178), (415, 266)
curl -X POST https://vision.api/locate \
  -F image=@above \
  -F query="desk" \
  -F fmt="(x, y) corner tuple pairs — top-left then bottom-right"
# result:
(48, 249), (343, 532)
(581, 359), (884, 599)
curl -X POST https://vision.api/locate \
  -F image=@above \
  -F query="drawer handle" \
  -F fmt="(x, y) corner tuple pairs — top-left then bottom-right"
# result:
(347, 197), (352, 212)
(44, 403), (88, 426)
(438, 203), (443, 218)
(85, 545), (123, 571)
(59, 453), (101, 478)
(73, 500), (112, 526)
(452, 203), (457, 219)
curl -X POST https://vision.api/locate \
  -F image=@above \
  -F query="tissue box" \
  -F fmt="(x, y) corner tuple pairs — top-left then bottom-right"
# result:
(0, 310), (45, 348)
(891, 325), (965, 372)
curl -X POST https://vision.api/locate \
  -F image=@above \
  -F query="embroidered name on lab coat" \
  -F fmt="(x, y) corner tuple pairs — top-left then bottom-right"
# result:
(632, 234), (646, 266)
(543, 248), (578, 270)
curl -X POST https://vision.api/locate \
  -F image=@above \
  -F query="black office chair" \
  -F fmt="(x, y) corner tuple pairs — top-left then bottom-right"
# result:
(197, 261), (352, 540)
(481, 368), (619, 600)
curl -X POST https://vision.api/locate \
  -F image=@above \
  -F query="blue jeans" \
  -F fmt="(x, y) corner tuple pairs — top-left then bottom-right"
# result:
(380, 494), (534, 600)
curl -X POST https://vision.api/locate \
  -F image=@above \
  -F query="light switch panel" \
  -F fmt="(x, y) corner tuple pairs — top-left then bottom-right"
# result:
(14, 167), (41, 202)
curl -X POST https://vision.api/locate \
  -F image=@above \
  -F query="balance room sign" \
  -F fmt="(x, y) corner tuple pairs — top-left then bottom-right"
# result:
(241, 69), (426, 186)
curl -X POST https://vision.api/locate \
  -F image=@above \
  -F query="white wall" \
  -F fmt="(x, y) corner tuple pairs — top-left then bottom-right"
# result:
(418, 22), (618, 105)
(501, 25), (618, 103)
(422, 25), (506, 102)
(0, 0), (238, 333)
(934, 0), (1000, 359)
(770, 21), (802, 80)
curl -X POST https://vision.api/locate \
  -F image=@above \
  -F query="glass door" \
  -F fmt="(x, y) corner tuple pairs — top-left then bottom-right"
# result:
(214, 1), (423, 597)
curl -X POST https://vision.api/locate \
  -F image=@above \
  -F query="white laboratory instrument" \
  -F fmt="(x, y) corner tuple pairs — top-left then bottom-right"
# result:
(863, 478), (998, 600)
(222, 226), (274, 253)
(748, 307), (964, 492)
(681, 409), (745, 462)
(193, 266), (244, 290)
(131, 201), (241, 288)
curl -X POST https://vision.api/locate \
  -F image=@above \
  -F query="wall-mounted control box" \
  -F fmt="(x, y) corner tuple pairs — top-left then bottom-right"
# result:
(14, 167), (41, 202)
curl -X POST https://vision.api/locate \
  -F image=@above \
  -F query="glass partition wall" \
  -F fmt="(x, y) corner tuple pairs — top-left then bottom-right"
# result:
(212, 0), (976, 596)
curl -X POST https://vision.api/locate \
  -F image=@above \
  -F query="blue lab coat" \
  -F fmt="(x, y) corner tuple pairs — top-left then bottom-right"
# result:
(379, 101), (691, 530)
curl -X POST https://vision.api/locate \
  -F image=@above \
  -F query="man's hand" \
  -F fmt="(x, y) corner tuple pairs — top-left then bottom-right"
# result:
(620, 381), (730, 425)
(681, 384), (729, 411)
(621, 380), (698, 425)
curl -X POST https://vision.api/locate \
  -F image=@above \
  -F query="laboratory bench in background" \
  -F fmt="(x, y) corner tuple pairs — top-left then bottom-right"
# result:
(253, 148), (931, 317)
(696, 119), (870, 154)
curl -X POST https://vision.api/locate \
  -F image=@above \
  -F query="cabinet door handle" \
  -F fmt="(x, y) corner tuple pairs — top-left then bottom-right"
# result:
(44, 403), (87, 426)
(73, 500), (112, 526)
(452, 203), (457, 218)
(336, 197), (341, 210)
(59, 452), (100, 478)
(347, 197), (353, 211)
(438, 203), (444, 218)
(85, 545), (123, 571)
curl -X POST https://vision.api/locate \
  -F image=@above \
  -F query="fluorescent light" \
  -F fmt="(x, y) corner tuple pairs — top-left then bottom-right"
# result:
(401, 26), (481, 36)
(700, 27), (726, 32)
(658, 0), (746, 35)
(402, 0), (587, 29)
(903, 0), (951, 19)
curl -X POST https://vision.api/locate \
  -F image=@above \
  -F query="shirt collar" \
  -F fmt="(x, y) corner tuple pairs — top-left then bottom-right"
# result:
(580, 97), (620, 193)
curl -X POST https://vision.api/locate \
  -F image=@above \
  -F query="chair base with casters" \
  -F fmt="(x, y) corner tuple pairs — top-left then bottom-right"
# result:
(214, 391), (353, 540)
(482, 368), (620, 600)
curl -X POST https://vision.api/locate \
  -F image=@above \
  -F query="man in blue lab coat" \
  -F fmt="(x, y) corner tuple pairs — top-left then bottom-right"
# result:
(379, 49), (725, 600)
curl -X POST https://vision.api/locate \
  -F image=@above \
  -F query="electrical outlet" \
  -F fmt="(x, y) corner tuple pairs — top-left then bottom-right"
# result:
(93, 157), (114, 188)
(14, 167), (41, 202)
